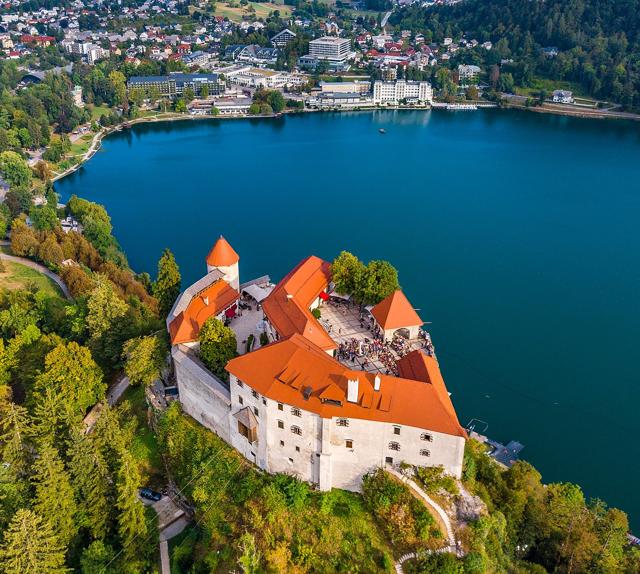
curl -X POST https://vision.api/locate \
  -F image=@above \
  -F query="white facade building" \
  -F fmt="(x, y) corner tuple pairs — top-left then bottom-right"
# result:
(308, 36), (352, 62)
(372, 80), (433, 105)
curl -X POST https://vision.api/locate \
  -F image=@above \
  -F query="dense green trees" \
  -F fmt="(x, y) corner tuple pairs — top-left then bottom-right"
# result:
(331, 251), (400, 305)
(122, 334), (167, 386)
(153, 248), (181, 317)
(0, 151), (32, 191)
(392, 0), (640, 109)
(198, 317), (237, 381)
(0, 509), (69, 574)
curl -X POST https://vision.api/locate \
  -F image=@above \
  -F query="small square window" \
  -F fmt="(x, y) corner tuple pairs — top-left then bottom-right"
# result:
(278, 403), (283, 411)
(420, 433), (433, 442)
(337, 418), (349, 427)
(277, 420), (284, 429)
(251, 390), (258, 399)
(295, 446), (300, 452)
(291, 407), (302, 417)
(262, 398), (267, 406)
(253, 407), (259, 417)
(237, 380), (244, 387)
(238, 396), (243, 405)
(420, 449), (431, 457)
(385, 456), (393, 465)
(346, 439), (353, 449)
(291, 425), (302, 436)
(280, 440), (284, 447)
(388, 441), (400, 451)
(288, 458), (293, 464)
(393, 426), (401, 435)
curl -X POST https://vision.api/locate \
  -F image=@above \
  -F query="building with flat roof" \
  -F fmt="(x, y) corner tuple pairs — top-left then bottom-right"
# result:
(127, 73), (225, 99)
(372, 80), (433, 105)
(168, 239), (466, 493)
(308, 36), (352, 62)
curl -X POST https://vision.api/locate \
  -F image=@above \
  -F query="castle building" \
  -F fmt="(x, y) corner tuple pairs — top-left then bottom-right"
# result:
(168, 238), (466, 492)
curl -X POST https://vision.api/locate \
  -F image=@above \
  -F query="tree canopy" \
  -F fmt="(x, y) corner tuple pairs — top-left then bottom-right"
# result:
(198, 317), (237, 382)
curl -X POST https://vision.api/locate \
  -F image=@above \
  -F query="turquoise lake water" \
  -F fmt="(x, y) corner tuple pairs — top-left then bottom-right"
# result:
(55, 109), (640, 528)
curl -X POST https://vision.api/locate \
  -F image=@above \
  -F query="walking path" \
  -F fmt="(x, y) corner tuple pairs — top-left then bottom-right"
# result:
(0, 250), (72, 299)
(385, 466), (461, 573)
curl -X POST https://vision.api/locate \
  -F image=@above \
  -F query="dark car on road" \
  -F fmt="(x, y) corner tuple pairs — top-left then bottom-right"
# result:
(139, 487), (162, 502)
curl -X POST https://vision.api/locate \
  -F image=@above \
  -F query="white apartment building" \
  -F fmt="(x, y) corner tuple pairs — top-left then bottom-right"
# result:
(169, 239), (466, 493)
(319, 80), (371, 94)
(308, 36), (352, 62)
(372, 80), (433, 105)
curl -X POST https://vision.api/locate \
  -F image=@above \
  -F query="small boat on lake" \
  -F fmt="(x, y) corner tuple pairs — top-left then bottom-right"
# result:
(379, 128), (386, 134)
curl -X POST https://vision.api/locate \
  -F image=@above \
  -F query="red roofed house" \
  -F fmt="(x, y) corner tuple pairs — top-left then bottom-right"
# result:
(371, 289), (423, 341)
(169, 244), (466, 492)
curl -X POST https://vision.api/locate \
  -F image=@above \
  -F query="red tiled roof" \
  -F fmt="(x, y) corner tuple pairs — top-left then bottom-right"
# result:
(169, 280), (239, 344)
(226, 334), (466, 437)
(262, 256), (336, 352)
(371, 290), (423, 330)
(206, 236), (239, 267)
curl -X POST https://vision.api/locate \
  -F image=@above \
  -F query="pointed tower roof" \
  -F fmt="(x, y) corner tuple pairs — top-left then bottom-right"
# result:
(206, 236), (239, 267)
(371, 290), (423, 330)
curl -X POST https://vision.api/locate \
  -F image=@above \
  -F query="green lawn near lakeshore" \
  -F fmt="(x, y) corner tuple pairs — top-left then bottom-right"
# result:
(0, 260), (63, 297)
(69, 133), (95, 156)
(514, 77), (594, 100)
(89, 104), (112, 121)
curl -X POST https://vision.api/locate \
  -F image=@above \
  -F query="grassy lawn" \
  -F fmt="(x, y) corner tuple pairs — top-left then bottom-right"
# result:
(213, 1), (291, 21)
(89, 104), (111, 121)
(69, 133), (94, 156)
(122, 384), (164, 486)
(0, 261), (63, 297)
(515, 76), (593, 100)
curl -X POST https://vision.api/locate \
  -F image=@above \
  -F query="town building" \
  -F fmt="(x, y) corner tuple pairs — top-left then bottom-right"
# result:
(457, 64), (481, 85)
(319, 80), (370, 94)
(308, 36), (352, 62)
(372, 80), (433, 105)
(271, 28), (296, 48)
(552, 90), (574, 104)
(168, 238), (466, 493)
(127, 73), (224, 99)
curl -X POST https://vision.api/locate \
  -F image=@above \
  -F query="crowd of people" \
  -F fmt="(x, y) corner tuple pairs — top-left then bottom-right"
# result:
(327, 304), (434, 375)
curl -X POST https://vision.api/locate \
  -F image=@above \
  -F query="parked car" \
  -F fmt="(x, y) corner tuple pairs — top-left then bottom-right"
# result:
(139, 487), (162, 502)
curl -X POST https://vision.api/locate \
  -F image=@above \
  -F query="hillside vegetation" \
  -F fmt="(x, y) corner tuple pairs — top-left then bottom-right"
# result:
(392, 0), (640, 109)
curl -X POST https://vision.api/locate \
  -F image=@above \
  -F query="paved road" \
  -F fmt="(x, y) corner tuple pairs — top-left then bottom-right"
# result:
(0, 251), (72, 299)
(381, 9), (392, 28)
(106, 374), (130, 406)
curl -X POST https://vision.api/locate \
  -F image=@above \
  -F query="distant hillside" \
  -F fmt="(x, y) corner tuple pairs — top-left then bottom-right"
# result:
(391, 0), (640, 109)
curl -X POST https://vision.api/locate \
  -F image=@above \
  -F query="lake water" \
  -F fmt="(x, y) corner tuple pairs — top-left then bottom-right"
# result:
(55, 110), (640, 528)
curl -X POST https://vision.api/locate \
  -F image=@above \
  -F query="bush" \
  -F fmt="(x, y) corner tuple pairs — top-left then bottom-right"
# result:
(362, 468), (437, 550)
(311, 307), (321, 319)
(414, 466), (459, 496)
(259, 331), (269, 346)
(246, 333), (255, 353)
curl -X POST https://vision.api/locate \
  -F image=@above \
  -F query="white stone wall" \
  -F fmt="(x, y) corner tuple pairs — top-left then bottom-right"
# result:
(173, 346), (231, 442)
(225, 374), (464, 492)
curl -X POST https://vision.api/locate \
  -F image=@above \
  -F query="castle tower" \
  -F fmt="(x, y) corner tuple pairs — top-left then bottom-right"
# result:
(206, 236), (240, 291)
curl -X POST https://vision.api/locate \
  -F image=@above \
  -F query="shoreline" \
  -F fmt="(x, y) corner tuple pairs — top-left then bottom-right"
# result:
(52, 102), (640, 184)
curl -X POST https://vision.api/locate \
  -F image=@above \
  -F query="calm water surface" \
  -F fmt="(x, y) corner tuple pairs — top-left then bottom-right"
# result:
(56, 110), (640, 527)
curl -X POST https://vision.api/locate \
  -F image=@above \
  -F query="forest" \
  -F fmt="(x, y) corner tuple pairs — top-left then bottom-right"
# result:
(391, 0), (640, 109)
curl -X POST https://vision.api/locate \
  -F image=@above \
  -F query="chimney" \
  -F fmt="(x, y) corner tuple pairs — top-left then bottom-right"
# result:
(347, 378), (359, 403)
(374, 375), (381, 392)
